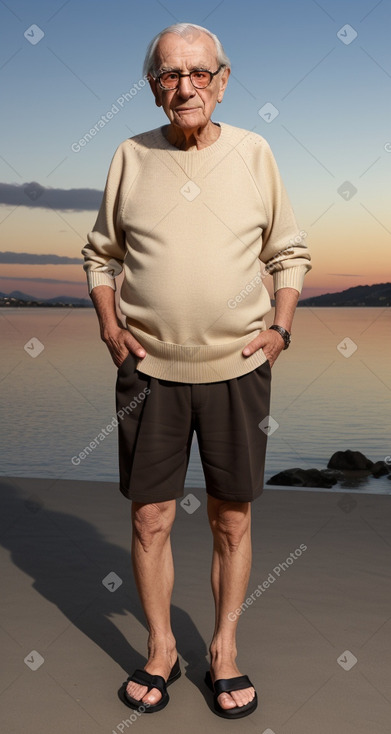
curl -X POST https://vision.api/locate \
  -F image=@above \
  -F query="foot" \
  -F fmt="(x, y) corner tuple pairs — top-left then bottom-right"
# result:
(126, 649), (178, 706)
(209, 658), (255, 710)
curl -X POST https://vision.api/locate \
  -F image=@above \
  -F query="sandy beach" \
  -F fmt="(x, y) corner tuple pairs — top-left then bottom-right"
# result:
(1, 475), (391, 734)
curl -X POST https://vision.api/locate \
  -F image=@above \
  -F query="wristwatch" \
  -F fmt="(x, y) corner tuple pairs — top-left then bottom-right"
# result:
(269, 324), (291, 349)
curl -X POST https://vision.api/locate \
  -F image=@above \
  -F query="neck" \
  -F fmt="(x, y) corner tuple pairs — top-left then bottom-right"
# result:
(163, 121), (221, 151)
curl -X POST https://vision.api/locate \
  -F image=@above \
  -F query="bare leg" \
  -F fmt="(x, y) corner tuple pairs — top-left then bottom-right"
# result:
(126, 500), (177, 705)
(207, 495), (255, 710)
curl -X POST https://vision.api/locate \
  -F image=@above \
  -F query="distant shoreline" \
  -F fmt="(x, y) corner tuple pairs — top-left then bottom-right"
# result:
(2, 302), (389, 310)
(0, 298), (92, 308)
(1, 302), (388, 309)
(0, 303), (93, 308)
(1, 282), (390, 308)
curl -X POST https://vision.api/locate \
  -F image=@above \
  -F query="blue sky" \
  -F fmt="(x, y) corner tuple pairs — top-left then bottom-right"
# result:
(0, 0), (390, 298)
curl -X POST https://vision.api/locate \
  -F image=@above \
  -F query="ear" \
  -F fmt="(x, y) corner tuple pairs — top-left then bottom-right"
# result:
(217, 66), (230, 103)
(148, 74), (162, 108)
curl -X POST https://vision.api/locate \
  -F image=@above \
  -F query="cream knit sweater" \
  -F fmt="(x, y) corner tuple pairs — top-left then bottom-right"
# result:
(82, 122), (311, 383)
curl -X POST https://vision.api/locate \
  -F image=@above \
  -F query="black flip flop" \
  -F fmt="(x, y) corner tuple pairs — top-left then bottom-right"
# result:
(204, 670), (258, 719)
(120, 657), (181, 713)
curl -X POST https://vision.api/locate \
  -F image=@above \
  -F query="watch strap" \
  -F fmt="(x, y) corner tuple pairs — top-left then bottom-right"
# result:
(269, 324), (291, 349)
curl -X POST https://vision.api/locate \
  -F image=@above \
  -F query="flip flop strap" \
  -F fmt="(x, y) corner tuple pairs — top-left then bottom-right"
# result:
(214, 675), (253, 696)
(128, 669), (166, 695)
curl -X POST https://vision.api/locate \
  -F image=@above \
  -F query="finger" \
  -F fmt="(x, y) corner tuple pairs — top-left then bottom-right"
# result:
(242, 337), (266, 356)
(124, 335), (146, 358)
(113, 348), (129, 367)
(243, 328), (285, 357)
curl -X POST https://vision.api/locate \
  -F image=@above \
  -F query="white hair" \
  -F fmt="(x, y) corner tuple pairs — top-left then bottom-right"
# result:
(143, 23), (231, 77)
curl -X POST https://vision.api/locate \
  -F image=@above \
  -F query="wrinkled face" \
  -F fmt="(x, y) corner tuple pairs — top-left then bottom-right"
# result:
(148, 31), (230, 131)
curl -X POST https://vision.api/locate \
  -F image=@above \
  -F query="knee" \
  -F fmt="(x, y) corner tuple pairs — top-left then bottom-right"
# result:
(132, 501), (174, 551)
(209, 501), (251, 552)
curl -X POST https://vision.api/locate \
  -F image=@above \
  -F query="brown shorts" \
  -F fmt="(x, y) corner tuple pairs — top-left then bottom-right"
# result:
(115, 353), (272, 503)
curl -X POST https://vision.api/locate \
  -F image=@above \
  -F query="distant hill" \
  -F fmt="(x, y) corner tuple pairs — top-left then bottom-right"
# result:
(298, 283), (391, 307)
(0, 290), (92, 308)
(3, 290), (38, 301)
(46, 295), (92, 306)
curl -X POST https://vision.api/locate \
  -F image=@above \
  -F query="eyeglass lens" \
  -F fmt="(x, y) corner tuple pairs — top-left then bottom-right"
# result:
(159, 70), (212, 88)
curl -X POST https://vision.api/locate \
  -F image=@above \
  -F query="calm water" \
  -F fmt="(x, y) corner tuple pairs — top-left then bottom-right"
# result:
(1, 308), (390, 494)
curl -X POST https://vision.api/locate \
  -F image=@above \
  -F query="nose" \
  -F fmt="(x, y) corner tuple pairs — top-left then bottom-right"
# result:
(176, 74), (196, 98)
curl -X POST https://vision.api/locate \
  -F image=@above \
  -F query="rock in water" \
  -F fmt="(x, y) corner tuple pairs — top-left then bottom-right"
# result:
(371, 461), (390, 478)
(327, 450), (373, 470)
(267, 468), (340, 489)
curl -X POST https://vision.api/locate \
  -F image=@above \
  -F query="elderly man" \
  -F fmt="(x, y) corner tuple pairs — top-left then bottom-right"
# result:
(82, 22), (311, 719)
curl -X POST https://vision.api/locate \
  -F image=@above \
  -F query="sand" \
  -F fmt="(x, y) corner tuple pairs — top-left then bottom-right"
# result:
(1, 475), (390, 734)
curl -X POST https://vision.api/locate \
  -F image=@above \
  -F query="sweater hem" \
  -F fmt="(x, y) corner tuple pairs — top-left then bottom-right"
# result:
(128, 326), (268, 383)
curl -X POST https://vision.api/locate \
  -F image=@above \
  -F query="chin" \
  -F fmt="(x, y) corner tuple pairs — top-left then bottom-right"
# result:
(174, 113), (203, 126)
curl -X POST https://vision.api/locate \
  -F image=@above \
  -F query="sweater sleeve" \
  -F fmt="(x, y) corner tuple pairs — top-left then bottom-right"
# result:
(81, 143), (127, 293)
(254, 139), (312, 294)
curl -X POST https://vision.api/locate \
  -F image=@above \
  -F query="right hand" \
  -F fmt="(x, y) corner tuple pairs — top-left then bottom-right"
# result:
(101, 325), (146, 367)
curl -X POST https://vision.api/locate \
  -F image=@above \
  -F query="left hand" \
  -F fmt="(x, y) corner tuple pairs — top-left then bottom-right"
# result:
(242, 328), (285, 368)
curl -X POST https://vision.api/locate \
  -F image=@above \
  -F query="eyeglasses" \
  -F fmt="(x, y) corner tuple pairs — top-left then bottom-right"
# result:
(155, 64), (224, 90)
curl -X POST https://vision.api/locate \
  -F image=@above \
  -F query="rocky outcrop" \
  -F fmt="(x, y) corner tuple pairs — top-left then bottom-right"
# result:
(327, 450), (374, 470)
(267, 468), (341, 489)
(267, 451), (390, 488)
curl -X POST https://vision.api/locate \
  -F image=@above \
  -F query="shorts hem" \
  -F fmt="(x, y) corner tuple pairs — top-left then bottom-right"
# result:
(205, 486), (264, 503)
(119, 484), (185, 503)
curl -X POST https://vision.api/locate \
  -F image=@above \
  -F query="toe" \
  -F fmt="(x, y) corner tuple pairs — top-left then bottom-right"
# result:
(217, 692), (237, 710)
(218, 687), (255, 710)
(126, 682), (147, 701)
(230, 686), (255, 707)
(142, 687), (162, 706)
(126, 682), (162, 706)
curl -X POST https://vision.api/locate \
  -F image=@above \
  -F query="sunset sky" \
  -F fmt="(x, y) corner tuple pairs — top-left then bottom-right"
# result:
(1, 0), (390, 300)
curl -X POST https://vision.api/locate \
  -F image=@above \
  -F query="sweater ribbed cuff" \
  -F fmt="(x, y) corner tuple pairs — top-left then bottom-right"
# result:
(273, 265), (308, 295)
(86, 270), (116, 294)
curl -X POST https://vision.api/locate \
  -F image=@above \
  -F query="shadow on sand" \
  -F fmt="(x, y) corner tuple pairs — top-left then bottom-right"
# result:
(0, 477), (213, 709)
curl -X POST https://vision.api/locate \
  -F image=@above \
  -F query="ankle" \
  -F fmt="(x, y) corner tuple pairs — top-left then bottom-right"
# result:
(147, 632), (177, 659)
(209, 638), (237, 663)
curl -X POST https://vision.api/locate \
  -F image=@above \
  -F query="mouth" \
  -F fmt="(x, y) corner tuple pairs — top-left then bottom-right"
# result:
(175, 107), (198, 112)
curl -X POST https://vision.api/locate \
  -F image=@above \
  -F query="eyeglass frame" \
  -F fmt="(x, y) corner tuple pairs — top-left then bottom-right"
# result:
(153, 64), (225, 90)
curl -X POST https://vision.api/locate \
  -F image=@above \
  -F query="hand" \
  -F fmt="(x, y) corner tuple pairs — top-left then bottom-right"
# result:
(101, 325), (146, 367)
(242, 328), (285, 368)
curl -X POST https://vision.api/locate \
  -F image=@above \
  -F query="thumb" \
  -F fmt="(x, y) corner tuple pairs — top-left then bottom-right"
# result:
(242, 333), (267, 356)
(124, 333), (146, 358)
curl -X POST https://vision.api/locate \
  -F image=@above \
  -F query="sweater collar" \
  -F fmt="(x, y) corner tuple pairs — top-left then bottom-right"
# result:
(156, 121), (229, 159)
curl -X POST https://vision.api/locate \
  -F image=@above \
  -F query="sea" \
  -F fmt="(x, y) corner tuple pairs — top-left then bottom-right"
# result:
(1, 307), (390, 495)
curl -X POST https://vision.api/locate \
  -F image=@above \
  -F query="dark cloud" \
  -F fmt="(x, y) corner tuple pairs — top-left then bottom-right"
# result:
(0, 182), (103, 211)
(0, 251), (83, 265)
(0, 276), (84, 285)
